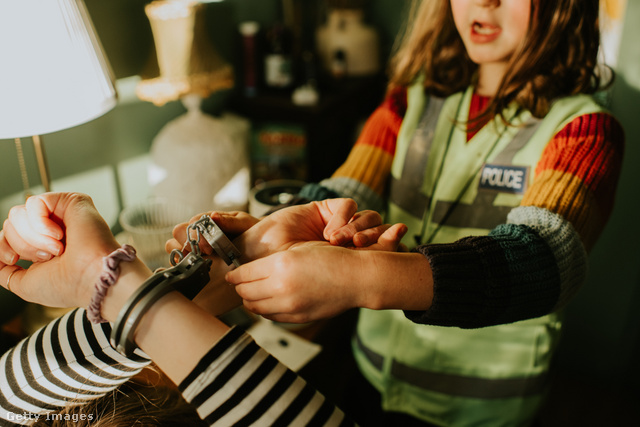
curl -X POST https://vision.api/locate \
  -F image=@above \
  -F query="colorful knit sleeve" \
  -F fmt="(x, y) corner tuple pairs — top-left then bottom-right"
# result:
(406, 112), (624, 328)
(299, 87), (407, 212)
(0, 308), (151, 426)
(179, 326), (355, 426)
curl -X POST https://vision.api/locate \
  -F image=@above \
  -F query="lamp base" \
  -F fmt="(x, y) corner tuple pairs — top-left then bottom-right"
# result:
(148, 96), (251, 214)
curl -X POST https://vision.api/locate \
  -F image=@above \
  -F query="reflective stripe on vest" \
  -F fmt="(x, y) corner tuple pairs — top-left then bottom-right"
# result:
(354, 334), (549, 399)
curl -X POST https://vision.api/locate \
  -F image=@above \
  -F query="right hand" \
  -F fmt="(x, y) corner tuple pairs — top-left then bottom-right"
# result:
(225, 218), (409, 324)
(0, 193), (122, 308)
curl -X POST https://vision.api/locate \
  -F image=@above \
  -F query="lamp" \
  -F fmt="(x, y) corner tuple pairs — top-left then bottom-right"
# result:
(0, 0), (117, 333)
(137, 0), (251, 214)
(0, 0), (117, 195)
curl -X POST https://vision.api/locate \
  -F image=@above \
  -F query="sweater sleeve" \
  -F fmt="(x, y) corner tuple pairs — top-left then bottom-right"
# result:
(406, 112), (625, 328)
(300, 87), (407, 212)
(0, 308), (150, 426)
(179, 326), (355, 427)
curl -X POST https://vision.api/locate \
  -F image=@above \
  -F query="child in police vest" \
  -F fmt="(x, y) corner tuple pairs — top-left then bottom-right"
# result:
(224, 0), (625, 426)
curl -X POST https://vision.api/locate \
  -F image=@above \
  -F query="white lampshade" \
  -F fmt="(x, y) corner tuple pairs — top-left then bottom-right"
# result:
(0, 0), (117, 139)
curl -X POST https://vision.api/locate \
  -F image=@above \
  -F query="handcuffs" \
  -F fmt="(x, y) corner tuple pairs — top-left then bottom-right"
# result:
(110, 215), (241, 357)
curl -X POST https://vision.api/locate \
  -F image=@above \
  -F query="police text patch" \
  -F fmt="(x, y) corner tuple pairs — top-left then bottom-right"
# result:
(479, 164), (529, 195)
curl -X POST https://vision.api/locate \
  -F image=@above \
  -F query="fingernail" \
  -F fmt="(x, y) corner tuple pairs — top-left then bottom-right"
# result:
(36, 250), (53, 261)
(3, 252), (18, 264)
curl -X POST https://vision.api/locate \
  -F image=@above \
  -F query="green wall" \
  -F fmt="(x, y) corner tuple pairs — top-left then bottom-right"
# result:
(554, 0), (640, 393)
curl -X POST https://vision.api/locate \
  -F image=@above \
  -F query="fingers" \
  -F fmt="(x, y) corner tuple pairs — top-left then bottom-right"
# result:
(328, 210), (383, 246)
(164, 222), (189, 253)
(369, 223), (408, 251)
(3, 195), (67, 260)
(168, 211), (259, 256)
(225, 259), (271, 301)
(210, 211), (260, 238)
(0, 265), (24, 294)
(168, 219), (211, 256)
(0, 229), (19, 265)
(25, 196), (64, 240)
(321, 199), (359, 240)
(351, 223), (392, 247)
(3, 215), (60, 262)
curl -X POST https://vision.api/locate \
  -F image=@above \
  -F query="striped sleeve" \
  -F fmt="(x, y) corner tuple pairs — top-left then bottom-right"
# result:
(0, 308), (150, 426)
(302, 87), (406, 212)
(179, 327), (355, 427)
(407, 112), (624, 328)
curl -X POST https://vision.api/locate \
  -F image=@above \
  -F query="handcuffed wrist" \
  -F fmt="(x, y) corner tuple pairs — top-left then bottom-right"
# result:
(87, 245), (137, 324)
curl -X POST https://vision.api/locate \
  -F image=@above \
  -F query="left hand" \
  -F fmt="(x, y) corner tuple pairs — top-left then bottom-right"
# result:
(166, 198), (391, 261)
(234, 198), (390, 259)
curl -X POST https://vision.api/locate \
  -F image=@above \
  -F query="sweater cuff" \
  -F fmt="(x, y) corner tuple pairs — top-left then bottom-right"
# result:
(405, 233), (558, 328)
(298, 183), (340, 201)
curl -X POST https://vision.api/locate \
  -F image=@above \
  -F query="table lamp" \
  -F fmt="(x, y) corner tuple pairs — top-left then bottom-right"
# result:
(0, 0), (117, 332)
(0, 0), (117, 196)
(137, 0), (251, 214)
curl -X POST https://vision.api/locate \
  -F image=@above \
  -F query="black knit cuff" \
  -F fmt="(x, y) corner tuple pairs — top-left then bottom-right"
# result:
(404, 234), (556, 329)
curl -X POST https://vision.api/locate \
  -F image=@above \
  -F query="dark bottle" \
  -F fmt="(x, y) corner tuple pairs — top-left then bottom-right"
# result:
(239, 21), (261, 97)
(264, 22), (294, 90)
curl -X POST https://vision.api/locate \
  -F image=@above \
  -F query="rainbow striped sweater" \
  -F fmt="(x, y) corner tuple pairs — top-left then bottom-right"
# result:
(301, 87), (625, 328)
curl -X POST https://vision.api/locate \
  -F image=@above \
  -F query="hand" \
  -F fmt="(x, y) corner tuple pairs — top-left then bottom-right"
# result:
(0, 193), (121, 308)
(166, 210), (260, 257)
(225, 223), (409, 323)
(226, 244), (361, 323)
(164, 199), (397, 317)
(165, 211), (260, 316)
(234, 198), (388, 259)
(166, 198), (394, 259)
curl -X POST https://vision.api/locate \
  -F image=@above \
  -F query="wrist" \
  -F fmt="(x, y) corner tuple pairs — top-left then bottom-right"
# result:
(100, 258), (152, 323)
(358, 251), (434, 311)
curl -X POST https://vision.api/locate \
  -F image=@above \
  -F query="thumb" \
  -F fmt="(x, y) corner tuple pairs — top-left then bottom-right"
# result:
(25, 195), (64, 240)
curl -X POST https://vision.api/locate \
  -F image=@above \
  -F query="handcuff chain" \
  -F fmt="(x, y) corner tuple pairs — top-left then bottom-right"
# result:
(170, 217), (209, 266)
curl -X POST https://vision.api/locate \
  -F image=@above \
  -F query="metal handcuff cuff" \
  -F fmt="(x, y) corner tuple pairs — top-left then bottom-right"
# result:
(110, 215), (241, 357)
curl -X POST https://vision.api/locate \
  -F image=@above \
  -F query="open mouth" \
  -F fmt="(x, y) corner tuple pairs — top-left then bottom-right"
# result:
(472, 22), (500, 35)
(470, 21), (501, 42)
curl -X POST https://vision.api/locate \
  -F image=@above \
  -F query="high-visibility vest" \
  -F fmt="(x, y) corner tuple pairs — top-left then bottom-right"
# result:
(352, 83), (605, 426)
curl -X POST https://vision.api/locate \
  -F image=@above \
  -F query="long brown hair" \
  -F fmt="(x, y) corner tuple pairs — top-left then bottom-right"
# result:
(30, 379), (206, 427)
(388, 0), (608, 120)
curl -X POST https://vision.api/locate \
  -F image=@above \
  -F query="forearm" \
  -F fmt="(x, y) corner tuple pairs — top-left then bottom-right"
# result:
(102, 259), (355, 425)
(353, 250), (434, 312)
(97, 259), (228, 384)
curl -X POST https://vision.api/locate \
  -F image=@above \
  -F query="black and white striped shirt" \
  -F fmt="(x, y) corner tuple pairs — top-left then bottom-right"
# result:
(0, 309), (354, 426)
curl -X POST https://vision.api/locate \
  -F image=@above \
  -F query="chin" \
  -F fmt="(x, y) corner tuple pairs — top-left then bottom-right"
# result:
(467, 51), (510, 67)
